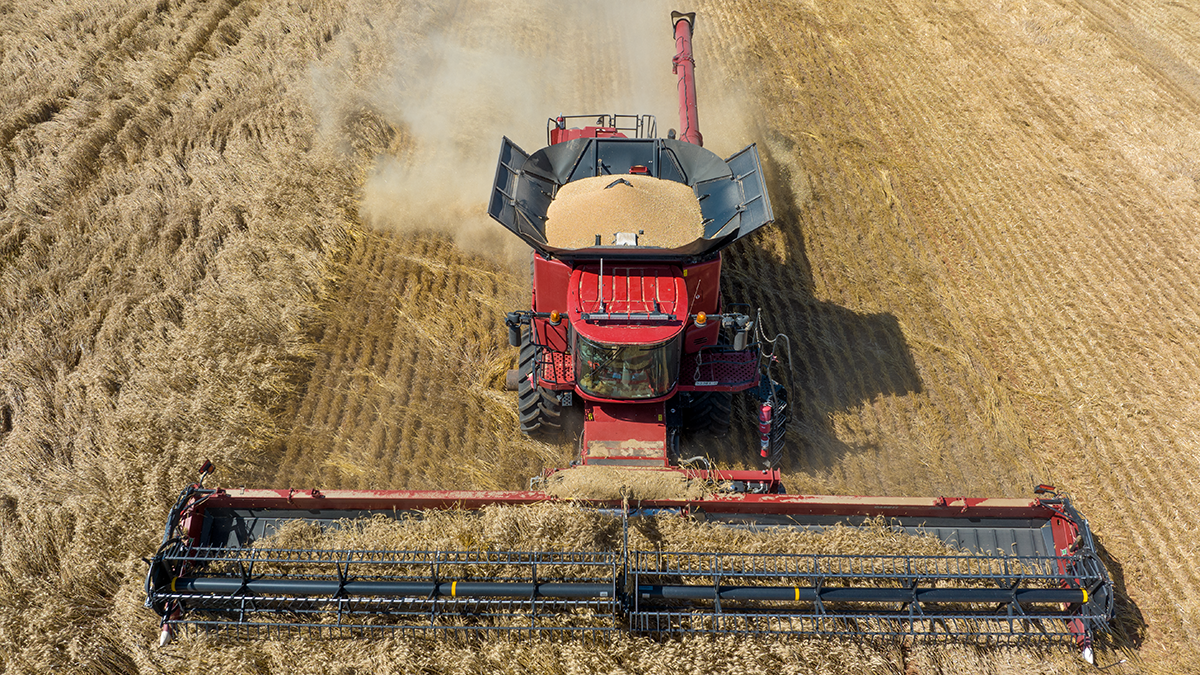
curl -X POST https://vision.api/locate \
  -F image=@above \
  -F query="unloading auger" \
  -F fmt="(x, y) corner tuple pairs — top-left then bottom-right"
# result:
(145, 11), (1113, 662)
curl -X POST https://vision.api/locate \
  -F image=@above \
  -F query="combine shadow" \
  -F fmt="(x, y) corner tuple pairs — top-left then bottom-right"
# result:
(698, 134), (922, 475)
(1093, 538), (1147, 652)
(709, 136), (1145, 653)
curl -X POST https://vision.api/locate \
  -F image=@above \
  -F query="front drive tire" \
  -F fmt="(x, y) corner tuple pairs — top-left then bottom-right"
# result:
(517, 325), (562, 436)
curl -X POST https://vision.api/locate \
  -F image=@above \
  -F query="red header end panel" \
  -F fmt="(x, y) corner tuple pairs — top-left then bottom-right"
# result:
(533, 253), (572, 352)
(682, 256), (721, 353)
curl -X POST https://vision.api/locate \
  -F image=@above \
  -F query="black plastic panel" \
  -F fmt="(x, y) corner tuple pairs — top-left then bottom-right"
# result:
(723, 144), (774, 242)
(488, 137), (555, 247)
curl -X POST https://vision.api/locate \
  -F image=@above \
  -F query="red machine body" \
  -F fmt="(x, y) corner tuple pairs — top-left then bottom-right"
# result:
(524, 250), (761, 466)
(502, 10), (774, 469)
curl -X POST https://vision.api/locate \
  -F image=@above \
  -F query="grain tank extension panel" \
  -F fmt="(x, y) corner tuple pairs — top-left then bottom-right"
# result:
(488, 137), (773, 259)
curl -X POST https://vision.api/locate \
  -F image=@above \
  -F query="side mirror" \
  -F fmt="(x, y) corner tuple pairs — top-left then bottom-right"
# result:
(505, 312), (522, 347)
(733, 320), (754, 351)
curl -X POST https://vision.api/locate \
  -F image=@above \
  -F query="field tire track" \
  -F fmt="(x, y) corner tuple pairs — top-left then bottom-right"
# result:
(1075, 0), (1200, 110)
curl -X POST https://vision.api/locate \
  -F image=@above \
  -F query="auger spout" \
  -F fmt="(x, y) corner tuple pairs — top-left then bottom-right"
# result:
(672, 11), (702, 146)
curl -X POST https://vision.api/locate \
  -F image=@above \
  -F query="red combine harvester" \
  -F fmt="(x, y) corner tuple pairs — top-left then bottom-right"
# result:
(494, 12), (785, 474)
(145, 12), (1113, 662)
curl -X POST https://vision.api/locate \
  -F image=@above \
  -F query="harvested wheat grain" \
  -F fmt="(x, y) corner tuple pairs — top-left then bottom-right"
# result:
(542, 461), (720, 499)
(540, 465), (714, 501)
(544, 174), (703, 249)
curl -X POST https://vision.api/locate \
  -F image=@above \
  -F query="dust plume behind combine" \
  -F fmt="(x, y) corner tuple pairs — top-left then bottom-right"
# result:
(355, 0), (679, 257)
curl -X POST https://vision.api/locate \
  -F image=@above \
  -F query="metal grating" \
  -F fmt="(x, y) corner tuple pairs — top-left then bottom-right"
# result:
(678, 348), (759, 390)
(627, 549), (1110, 643)
(629, 612), (1088, 644)
(538, 350), (575, 388)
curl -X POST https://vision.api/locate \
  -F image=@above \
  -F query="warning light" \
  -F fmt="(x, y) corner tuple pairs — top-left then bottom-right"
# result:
(694, 312), (707, 326)
(549, 311), (562, 325)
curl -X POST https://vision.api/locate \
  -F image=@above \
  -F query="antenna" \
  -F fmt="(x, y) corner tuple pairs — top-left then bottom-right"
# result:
(598, 258), (604, 312)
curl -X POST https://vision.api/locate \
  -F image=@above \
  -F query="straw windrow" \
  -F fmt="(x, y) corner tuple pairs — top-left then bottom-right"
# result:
(540, 466), (714, 501)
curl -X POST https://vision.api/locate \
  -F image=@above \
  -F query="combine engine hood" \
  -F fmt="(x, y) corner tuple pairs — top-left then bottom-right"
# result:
(488, 137), (773, 260)
(567, 263), (687, 345)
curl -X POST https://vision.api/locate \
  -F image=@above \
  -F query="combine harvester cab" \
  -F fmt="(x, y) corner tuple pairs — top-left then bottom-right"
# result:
(145, 11), (1114, 663)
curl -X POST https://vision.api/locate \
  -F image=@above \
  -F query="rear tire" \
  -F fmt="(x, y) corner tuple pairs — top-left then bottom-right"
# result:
(517, 325), (561, 436)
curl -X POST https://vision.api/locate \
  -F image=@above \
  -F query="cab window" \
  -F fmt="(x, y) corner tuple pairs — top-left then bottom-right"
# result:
(575, 335), (681, 399)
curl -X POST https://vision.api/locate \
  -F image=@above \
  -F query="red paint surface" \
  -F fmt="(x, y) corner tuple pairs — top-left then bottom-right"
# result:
(681, 256), (721, 313)
(581, 400), (668, 466)
(672, 14), (702, 146)
(568, 264), (687, 345)
(532, 253), (572, 313)
(549, 125), (626, 145)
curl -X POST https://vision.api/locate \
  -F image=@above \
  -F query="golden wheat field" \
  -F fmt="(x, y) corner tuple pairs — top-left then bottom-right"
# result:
(2, 0), (1199, 672)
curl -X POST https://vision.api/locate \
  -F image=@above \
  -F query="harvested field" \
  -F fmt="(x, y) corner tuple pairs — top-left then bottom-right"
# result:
(2, 0), (1199, 673)
(544, 174), (704, 249)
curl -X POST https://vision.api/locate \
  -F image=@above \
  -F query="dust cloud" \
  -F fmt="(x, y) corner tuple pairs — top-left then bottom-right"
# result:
(358, 28), (554, 257)
(342, 1), (719, 256)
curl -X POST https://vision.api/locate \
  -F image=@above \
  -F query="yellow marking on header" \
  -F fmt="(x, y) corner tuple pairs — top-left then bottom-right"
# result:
(1082, 588), (1088, 603)
(794, 587), (800, 602)
(452, 581), (457, 598)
